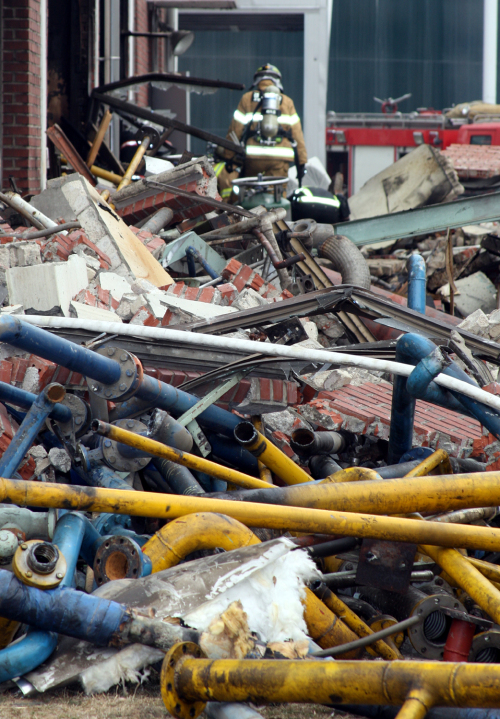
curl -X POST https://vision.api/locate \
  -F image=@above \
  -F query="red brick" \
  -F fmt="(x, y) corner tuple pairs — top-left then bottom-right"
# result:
(184, 287), (200, 301)
(198, 287), (216, 303)
(232, 265), (254, 292)
(218, 283), (237, 305)
(0, 361), (12, 384)
(222, 258), (242, 281)
(259, 378), (272, 402)
(272, 379), (284, 403)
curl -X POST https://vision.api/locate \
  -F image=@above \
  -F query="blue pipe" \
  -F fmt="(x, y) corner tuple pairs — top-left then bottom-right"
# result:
(0, 381), (72, 424)
(206, 433), (259, 475)
(0, 569), (128, 646)
(406, 347), (451, 398)
(0, 384), (66, 478)
(135, 374), (239, 438)
(0, 316), (120, 385)
(0, 317), (239, 438)
(399, 334), (500, 437)
(185, 246), (219, 280)
(388, 333), (500, 462)
(407, 253), (427, 314)
(0, 512), (87, 682)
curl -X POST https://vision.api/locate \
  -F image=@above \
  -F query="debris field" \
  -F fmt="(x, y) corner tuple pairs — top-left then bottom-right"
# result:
(3, 103), (500, 719)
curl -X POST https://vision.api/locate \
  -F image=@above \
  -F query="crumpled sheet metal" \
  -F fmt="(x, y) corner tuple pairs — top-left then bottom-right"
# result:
(21, 538), (317, 695)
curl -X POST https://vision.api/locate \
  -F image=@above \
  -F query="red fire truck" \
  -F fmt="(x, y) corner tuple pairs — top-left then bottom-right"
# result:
(326, 108), (500, 196)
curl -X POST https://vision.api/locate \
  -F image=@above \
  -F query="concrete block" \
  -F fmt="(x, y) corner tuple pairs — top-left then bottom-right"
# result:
(116, 293), (145, 321)
(69, 301), (122, 323)
(458, 308), (490, 338)
(232, 287), (270, 311)
(0, 305), (24, 315)
(148, 291), (237, 321)
(98, 272), (133, 301)
(440, 272), (497, 316)
(6, 255), (88, 316)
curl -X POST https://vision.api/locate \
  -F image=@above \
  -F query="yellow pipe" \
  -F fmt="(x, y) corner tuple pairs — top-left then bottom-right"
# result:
(95, 422), (500, 514)
(396, 689), (435, 719)
(301, 588), (362, 659)
(96, 422), (272, 490)
(313, 583), (401, 661)
(404, 449), (452, 477)
(0, 618), (19, 650)
(419, 543), (500, 625)
(4, 479), (500, 551)
(233, 421), (312, 484)
(91, 165), (123, 185)
(468, 556), (500, 584)
(321, 466), (382, 483)
(161, 649), (500, 717)
(87, 110), (113, 167)
(117, 136), (150, 191)
(142, 512), (260, 573)
(251, 416), (273, 484)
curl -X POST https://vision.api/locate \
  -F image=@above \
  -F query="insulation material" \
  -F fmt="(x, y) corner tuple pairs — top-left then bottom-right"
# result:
(22, 539), (318, 695)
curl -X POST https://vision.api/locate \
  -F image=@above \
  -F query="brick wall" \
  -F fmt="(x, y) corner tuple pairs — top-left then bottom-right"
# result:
(1, 0), (43, 194)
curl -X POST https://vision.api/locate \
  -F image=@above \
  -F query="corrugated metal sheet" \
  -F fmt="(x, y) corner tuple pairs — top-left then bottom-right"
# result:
(329, 0), (483, 113)
(180, 1), (485, 154)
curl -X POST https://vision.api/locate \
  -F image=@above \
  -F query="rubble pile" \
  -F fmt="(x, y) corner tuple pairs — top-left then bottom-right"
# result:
(3, 149), (500, 719)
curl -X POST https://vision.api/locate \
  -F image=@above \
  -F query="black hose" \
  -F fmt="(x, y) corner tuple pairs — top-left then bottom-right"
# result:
(318, 234), (371, 289)
(309, 454), (342, 478)
(307, 536), (358, 558)
(290, 428), (345, 457)
(152, 458), (205, 496)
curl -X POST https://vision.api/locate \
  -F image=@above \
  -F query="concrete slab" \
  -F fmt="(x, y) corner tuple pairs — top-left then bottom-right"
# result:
(70, 301), (123, 323)
(6, 255), (88, 316)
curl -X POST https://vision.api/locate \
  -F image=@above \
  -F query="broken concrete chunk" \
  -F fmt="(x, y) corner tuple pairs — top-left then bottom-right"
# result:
(6, 254), (88, 316)
(0, 305), (24, 315)
(309, 313), (345, 340)
(48, 447), (71, 474)
(367, 257), (406, 278)
(263, 409), (313, 436)
(69, 301), (123, 323)
(323, 367), (389, 392)
(232, 287), (270, 311)
(98, 272), (133, 301)
(115, 293), (145, 321)
(348, 144), (463, 221)
(299, 320), (319, 342)
(61, 175), (173, 288)
(440, 272), (497, 316)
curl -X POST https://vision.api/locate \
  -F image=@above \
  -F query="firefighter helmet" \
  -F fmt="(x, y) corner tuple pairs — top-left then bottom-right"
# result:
(251, 64), (283, 91)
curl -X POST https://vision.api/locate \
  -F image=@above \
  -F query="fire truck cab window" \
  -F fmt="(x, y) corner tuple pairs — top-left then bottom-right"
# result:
(470, 135), (492, 145)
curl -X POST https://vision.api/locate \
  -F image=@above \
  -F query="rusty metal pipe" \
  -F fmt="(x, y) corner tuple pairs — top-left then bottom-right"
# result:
(161, 646), (500, 718)
(252, 228), (305, 269)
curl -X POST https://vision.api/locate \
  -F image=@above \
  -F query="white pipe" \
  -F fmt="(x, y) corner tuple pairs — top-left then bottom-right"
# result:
(0, 192), (60, 231)
(20, 315), (500, 415)
(104, 0), (111, 85)
(39, 0), (47, 191)
(483, 0), (498, 104)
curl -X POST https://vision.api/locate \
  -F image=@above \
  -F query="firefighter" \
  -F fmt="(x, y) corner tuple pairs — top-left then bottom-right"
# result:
(217, 64), (307, 199)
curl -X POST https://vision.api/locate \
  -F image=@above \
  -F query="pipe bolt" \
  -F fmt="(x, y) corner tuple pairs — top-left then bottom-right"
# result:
(366, 552), (378, 563)
(56, 572), (63, 579)
(125, 370), (133, 377)
(20, 543), (28, 551)
(119, 383), (127, 391)
(104, 440), (112, 448)
(25, 571), (32, 578)
(107, 348), (115, 356)
(105, 390), (112, 398)
(120, 354), (128, 362)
